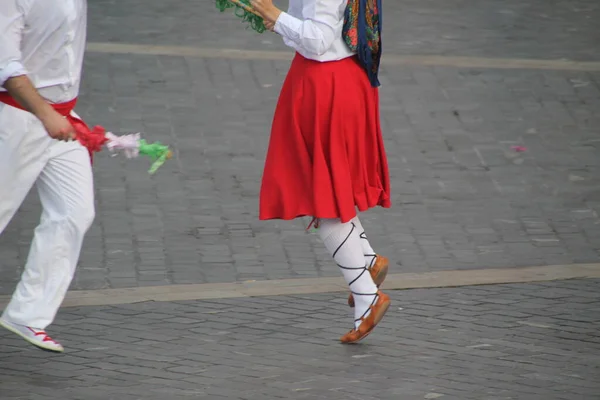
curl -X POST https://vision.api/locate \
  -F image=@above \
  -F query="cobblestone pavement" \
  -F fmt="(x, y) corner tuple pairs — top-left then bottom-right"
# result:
(85, 0), (600, 61)
(1, 279), (599, 400)
(1, 0), (600, 294)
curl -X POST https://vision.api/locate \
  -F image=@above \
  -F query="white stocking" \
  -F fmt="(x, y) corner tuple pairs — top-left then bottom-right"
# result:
(318, 218), (378, 329)
(351, 216), (377, 269)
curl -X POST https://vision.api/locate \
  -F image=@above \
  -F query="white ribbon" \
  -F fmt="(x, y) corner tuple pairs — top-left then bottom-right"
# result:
(105, 132), (141, 159)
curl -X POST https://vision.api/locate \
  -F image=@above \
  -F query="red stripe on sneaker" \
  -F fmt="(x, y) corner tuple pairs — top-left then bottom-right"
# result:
(27, 327), (58, 343)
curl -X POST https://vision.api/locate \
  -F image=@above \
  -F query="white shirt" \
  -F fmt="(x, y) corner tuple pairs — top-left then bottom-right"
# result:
(274, 0), (355, 62)
(0, 0), (87, 104)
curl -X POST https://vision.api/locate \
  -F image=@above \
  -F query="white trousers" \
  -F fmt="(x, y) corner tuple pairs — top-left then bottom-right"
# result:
(0, 104), (95, 329)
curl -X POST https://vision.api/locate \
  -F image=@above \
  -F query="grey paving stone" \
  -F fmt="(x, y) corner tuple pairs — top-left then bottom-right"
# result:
(1, 279), (599, 399)
(1, 0), (600, 295)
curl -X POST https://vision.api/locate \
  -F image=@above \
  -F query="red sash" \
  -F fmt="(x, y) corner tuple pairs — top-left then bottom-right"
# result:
(0, 92), (107, 161)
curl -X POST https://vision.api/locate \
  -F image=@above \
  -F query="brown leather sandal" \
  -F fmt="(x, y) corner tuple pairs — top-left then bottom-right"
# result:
(348, 255), (389, 308)
(340, 290), (391, 344)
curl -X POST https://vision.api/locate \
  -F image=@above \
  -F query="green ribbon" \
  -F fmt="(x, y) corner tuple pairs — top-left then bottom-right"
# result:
(138, 140), (172, 174)
(215, 0), (266, 33)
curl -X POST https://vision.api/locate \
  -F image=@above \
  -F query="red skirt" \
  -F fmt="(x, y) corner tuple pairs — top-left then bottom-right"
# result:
(259, 53), (391, 223)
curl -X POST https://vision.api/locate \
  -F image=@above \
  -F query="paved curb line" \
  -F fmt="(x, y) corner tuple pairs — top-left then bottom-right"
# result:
(87, 42), (600, 71)
(1, 263), (598, 309)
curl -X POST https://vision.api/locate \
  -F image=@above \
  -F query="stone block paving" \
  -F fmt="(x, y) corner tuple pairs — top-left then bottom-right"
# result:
(1, 279), (599, 399)
(2, 0), (600, 293)
(85, 0), (600, 61)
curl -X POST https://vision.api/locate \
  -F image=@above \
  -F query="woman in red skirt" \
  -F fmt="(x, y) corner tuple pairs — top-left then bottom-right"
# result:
(252, 0), (390, 343)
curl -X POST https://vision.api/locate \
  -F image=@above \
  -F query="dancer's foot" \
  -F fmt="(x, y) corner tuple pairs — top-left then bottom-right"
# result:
(341, 290), (391, 344)
(348, 255), (389, 308)
(0, 318), (64, 353)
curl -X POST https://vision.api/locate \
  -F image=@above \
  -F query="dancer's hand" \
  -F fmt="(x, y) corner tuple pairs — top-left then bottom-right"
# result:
(3, 75), (76, 142)
(264, 20), (275, 32)
(251, 0), (281, 24)
(40, 109), (77, 142)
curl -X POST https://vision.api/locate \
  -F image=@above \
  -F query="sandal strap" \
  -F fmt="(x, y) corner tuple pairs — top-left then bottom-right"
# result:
(354, 293), (380, 322)
(330, 222), (380, 323)
(333, 223), (372, 285)
(337, 265), (366, 270)
(358, 231), (378, 268)
(337, 264), (369, 286)
(332, 222), (356, 258)
(366, 254), (377, 268)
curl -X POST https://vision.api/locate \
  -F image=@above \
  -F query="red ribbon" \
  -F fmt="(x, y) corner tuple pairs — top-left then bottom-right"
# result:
(0, 92), (107, 161)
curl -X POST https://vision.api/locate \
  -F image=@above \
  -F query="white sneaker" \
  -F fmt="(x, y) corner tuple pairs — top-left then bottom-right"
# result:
(0, 318), (64, 353)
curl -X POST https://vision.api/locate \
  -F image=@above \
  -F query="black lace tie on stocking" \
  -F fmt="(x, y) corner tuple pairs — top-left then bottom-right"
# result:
(335, 223), (379, 325)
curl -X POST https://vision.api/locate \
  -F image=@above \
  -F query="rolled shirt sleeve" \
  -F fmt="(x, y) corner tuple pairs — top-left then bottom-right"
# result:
(0, 1), (27, 86)
(274, 0), (345, 57)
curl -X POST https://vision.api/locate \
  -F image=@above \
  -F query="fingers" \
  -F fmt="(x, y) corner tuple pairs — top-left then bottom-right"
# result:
(250, 0), (260, 14)
(264, 18), (275, 31)
(250, 0), (270, 16)
(57, 127), (77, 142)
(251, 1), (281, 27)
(63, 120), (77, 142)
(51, 132), (69, 141)
(68, 127), (77, 141)
(58, 129), (76, 142)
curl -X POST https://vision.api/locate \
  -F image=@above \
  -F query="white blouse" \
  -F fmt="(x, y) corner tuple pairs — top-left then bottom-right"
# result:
(274, 0), (355, 62)
(0, 0), (87, 104)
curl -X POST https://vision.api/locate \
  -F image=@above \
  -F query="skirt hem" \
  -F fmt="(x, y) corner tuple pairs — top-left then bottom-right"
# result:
(259, 202), (392, 224)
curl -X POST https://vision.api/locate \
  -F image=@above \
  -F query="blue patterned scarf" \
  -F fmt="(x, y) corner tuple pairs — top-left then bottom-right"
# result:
(342, 0), (383, 87)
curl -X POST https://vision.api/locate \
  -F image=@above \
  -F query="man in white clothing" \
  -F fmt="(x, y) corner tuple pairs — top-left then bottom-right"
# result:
(0, 0), (94, 352)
